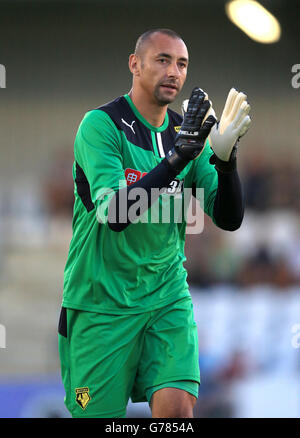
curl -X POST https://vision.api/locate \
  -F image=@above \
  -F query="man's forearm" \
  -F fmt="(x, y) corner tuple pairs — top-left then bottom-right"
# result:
(213, 159), (244, 231)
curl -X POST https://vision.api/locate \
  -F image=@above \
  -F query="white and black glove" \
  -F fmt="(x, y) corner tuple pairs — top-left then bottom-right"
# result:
(165, 87), (216, 174)
(209, 88), (251, 171)
(182, 88), (251, 172)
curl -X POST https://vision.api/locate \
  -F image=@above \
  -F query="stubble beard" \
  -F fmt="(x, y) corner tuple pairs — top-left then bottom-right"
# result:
(153, 83), (178, 106)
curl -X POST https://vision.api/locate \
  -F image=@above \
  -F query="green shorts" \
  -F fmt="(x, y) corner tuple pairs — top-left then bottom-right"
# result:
(58, 296), (200, 418)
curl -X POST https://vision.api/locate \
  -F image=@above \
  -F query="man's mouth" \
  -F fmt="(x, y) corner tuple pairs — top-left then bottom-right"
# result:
(160, 84), (178, 91)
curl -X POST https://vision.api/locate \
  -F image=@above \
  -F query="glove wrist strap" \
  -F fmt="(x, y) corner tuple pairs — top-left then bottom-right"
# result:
(209, 153), (237, 173)
(164, 148), (190, 175)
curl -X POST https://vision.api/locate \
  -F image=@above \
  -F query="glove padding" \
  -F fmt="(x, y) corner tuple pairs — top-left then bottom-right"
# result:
(175, 87), (216, 160)
(182, 88), (251, 164)
(209, 88), (251, 162)
(165, 87), (216, 174)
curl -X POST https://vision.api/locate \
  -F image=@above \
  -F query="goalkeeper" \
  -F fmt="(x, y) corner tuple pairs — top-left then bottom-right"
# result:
(58, 28), (251, 418)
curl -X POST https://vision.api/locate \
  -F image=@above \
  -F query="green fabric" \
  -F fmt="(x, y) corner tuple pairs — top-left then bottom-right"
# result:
(62, 100), (218, 314)
(124, 93), (169, 132)
(145, 380), (199, 404)
(58, 297), (200, 418)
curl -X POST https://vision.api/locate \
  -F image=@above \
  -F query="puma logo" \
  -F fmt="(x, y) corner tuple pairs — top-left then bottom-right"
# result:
(121, 118), (136, 134)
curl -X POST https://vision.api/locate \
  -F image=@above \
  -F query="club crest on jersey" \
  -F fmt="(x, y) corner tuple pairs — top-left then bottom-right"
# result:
(75, 387), (91, 410)
(174, 126), (181, 133)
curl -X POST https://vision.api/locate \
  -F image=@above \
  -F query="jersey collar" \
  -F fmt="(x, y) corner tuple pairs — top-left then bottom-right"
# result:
(124, 94), (169, 133)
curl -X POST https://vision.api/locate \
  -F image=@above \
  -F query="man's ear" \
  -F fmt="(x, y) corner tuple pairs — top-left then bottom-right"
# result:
(129, 54), (141, 77)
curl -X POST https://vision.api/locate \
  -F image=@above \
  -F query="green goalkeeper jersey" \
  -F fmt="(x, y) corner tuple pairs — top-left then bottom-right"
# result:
(62, 94), (218, 314)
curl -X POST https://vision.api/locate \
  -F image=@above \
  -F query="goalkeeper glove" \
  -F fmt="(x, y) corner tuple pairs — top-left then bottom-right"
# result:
(165, 87), (216, 174)
(182, 88), (251, 172)
(209, 88), (251, 171)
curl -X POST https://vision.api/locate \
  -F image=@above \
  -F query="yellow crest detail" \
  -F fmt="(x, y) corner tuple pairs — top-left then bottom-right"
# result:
(174, 126), (181, 133)
(75, 387), (91, 410)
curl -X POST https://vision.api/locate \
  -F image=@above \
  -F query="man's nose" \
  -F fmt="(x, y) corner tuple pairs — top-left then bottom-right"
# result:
(167, 62), (180, 78)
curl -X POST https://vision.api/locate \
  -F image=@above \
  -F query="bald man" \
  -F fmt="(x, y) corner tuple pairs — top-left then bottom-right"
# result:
(58, 28), (247, 418)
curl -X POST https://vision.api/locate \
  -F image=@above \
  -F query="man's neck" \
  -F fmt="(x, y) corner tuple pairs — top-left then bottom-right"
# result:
(128, 89), (168, 128)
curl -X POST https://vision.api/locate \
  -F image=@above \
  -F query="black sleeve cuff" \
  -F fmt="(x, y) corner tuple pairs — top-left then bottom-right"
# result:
(213, 165), (244, 231)
(209, 153), (237, 173)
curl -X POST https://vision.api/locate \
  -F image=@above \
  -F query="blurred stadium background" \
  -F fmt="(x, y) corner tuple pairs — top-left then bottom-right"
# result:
(0, 0), (299, 418)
